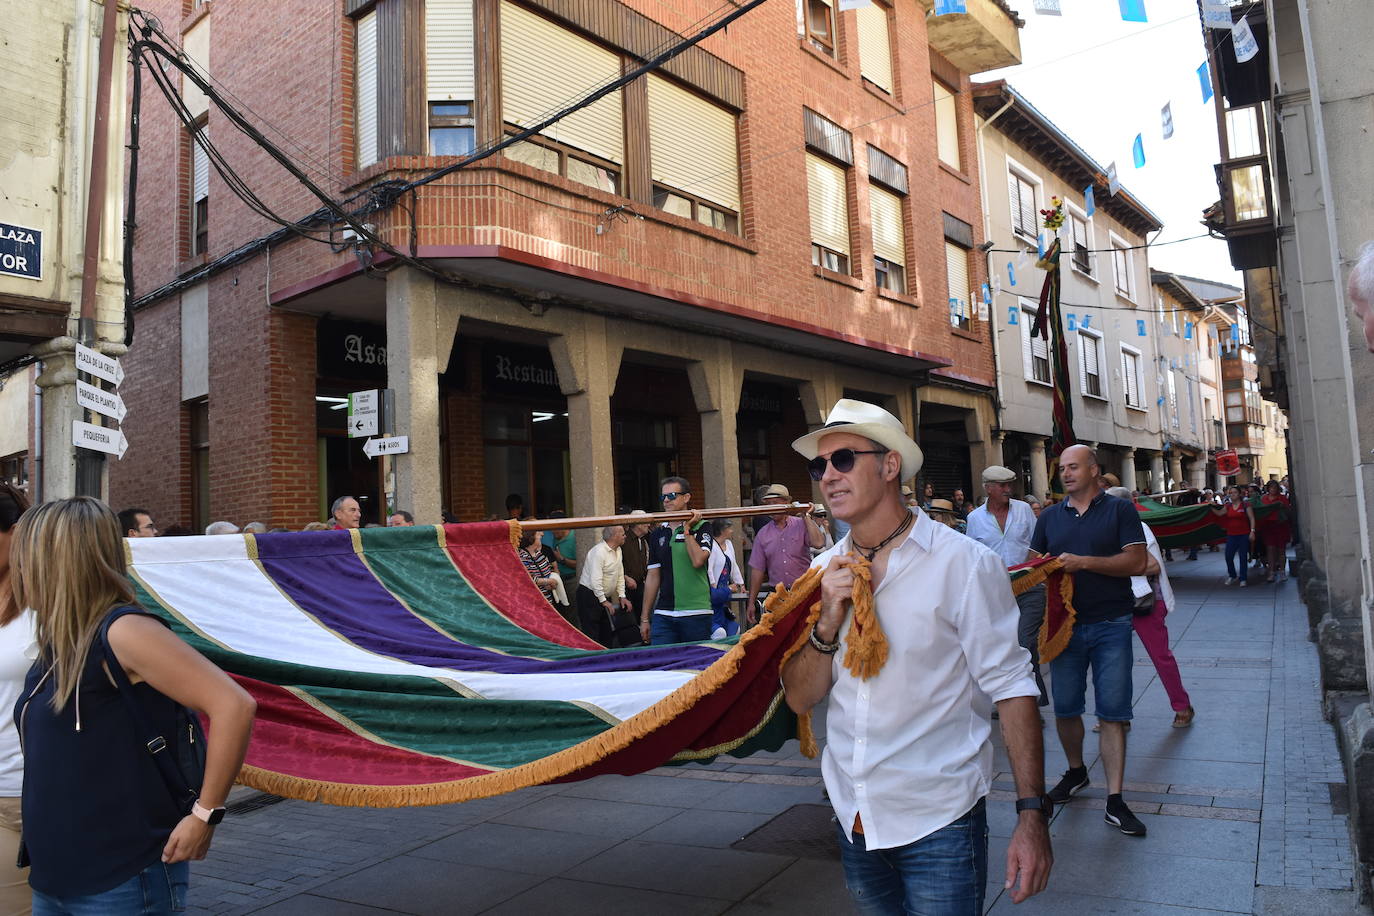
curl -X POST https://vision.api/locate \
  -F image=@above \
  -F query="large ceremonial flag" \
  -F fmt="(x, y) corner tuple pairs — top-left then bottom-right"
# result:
(1134, 500), (1282, 549)
(126, 522), (1076, 806)
(1030, 237), (1076, 494)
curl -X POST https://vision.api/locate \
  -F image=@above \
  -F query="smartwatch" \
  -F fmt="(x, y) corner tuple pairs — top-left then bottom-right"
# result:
(192, 801), (227, 826)
(1015, 794), (1053, 818)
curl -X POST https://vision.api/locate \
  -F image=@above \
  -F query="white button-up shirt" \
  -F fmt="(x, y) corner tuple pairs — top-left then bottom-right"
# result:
(965, 498), (1037, 569)
(807, 508), (1038, 851)
(578, 541), (625, 603)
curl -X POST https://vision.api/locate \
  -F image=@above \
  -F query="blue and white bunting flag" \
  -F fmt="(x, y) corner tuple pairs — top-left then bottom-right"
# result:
(1198, 62), (1214, 103)
(1067, 314), (1078, 331)
(1008, 306), (1020, 326)
(934, 0), (966, 14)
(1033, 0), (1062, 14)
(1118, 0), (1147, 22)
(1161, 103), (1174, 140)
(1107, 162), (1121, 196)
(1007, 262), (1017, 287)
(1201, 0), (1231, 29)
(1084, 185), (1096, 217)
(1137, 319), (1147, 337)
(1132, 134), (1146, 168)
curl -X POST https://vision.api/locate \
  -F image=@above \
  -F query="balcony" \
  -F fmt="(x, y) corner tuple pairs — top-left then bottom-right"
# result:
(917, 0), (1022, 73)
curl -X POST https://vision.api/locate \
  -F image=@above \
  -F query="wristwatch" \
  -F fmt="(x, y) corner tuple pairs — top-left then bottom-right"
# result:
(191, 801), (227, 825)
(1015, 794), (1053, 818)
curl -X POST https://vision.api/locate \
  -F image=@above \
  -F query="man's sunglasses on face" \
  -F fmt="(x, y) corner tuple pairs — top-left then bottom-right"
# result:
(807, 448), (887, 481)
(661, 491), (688, 501)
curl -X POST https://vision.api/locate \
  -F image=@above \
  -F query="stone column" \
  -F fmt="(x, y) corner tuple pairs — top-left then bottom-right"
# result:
(1168, 455), (1184, 492)
(549, 314), (623, 558)
(1029, 438), (1049, 501)
(1149, 453), (1166, 494)
(1120, 448), (1137, 492)
(386, 268), (460, 525)
(31, 341), (85, 500)
(688, 339), (742, 512)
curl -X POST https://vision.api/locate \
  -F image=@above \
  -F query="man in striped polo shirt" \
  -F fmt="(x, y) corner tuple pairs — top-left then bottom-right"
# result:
(639, 476), (715, 645)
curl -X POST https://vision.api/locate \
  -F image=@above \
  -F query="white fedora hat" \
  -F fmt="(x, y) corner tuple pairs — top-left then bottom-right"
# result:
(791, 399), (923, 478)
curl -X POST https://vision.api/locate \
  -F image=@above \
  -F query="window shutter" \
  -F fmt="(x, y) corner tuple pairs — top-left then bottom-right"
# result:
(933, 80), (960, 169)
(647, 75), (740, 211)
(192, 131), (209, 202)
(807, 154), (849, 255)
(1082, 334), (1100, 377)
(856, 5), (893, 94)
(355, 11), (378, 168)
(1019, 179), (1036, 236)
(426, 0), (474, 101)
(1077, 333), (1090, 393)
(183, 20), (210, 120)
(1121, 350), (1140, 406)
(945, 242), (969, 314)
(869, 185), (904, 265)
(1020, 310), (1034, 380)
(501, 2), (623, 164)
(1007, 171), (1021, 232)
(1030, 319), (1048, 361)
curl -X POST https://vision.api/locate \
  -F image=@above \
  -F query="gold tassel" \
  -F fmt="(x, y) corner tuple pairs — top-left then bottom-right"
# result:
(838, 557), (887, 681)
(507, 519), (522, 549)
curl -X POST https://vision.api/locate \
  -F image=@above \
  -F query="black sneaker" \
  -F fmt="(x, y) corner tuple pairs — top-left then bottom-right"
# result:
(1047, 767), (1089, 804)
(1105, 798), (1147, 836)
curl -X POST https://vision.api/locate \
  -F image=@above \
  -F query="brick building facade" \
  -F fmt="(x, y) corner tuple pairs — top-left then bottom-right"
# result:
(111, 0), (1022, 532)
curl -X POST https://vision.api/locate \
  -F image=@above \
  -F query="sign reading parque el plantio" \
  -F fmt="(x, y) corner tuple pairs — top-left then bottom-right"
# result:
(71, 344), (129, 458)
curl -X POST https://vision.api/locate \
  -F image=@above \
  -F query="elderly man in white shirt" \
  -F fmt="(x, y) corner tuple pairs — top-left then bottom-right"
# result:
(575, 525), (632, 647)
(966, 465), (1049, 708)
(783, 400), (1052, 915)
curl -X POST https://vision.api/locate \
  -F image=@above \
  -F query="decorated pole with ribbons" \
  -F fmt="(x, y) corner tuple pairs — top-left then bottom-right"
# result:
(1029, 198), (1077, 497)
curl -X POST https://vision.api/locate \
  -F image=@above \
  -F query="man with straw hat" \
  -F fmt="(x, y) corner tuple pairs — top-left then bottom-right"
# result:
(781, 399), (1052, 912)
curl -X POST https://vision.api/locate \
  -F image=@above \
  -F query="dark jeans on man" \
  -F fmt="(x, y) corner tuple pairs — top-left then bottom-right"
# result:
(835, 799), (988, 916)
(1015, 585), (1050, 706)
(650, 613), (712, 645)
(575, 584), (614, 647)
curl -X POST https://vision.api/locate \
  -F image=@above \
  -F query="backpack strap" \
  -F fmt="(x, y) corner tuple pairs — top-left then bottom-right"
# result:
(97, 610), (197, 811)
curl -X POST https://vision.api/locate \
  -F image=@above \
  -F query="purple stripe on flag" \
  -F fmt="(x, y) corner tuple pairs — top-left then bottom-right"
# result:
(253, 532), (724, 674)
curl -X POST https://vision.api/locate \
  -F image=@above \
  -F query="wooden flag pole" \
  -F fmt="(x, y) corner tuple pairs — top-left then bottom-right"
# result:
(515, 503), (813, 533)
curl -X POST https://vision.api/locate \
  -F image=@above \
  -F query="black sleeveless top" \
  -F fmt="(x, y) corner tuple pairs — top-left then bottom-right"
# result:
(16, 606), (184, 896)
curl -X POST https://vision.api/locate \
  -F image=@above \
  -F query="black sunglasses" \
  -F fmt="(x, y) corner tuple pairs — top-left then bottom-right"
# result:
(660, 491), (688, 501)
(807, 448), (887, 481)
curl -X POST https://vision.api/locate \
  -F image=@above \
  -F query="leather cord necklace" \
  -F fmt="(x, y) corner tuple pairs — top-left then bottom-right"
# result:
(850, 510), (914, 561)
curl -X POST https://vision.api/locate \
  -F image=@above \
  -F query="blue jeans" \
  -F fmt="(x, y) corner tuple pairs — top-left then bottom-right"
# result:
(836, 799), (988, 916)
(1224, 534), (1250, 581)
(650, 613), (712, 644)
(1049, 614), (1134, 721)
(34, 860), (189, 915)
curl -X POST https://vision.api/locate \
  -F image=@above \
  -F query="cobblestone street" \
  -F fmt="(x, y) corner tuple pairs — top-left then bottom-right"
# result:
(188, 550), (1364, 915)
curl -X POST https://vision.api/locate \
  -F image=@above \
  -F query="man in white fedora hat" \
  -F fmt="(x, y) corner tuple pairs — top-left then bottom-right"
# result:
(781, 399), (1052, 913)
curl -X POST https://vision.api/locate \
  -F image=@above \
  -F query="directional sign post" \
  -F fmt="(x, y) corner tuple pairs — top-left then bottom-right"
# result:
(348, 389), (379, 439)
(75, 379), (127, 422)
(363, 436), (409, 459)
(74, 342), (123, 387)
(72, 420), (128, 459)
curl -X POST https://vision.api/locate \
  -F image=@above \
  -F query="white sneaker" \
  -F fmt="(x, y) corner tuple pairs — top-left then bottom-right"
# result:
(1239, 581), (1248, 588)
(710, 627), (727, 640)
(1225, 577), (1237, 585)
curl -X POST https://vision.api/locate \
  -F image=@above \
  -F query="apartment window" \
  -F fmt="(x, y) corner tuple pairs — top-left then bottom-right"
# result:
(355, 9), (378, 168)
(429, 102), (475, 156)
(427, 0), (475, 155)
(804, 0), (836, 56)
(1078, 330), (1104, 398)
(856, 4), (893, 94)
(189, 399), (210, 533)
(867, 145), (908, 294)
(1168, 372), (1180, 427)
(946, 242), (971, 330)
(1120, 345), (1143, 409)
(1111, 237), (1134, 299)
(501, 2), (624, 187)
(933, 80), (960, 170)
(805, 110), (853, 274)
(1020, 299), (1051, 384)
(189, 126), (209, 256)
(1069, 211), (1093, 276)
(1008, 169), (1038, 242)
(647, 74), (741, 233)
(808, 154), (850, 272)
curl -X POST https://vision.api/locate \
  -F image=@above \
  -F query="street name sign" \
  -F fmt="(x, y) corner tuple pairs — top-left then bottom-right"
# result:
(348, 389), (379, 438)
(74, 342), (124, 386)
(363, 436), (409, 459)
(0, 221), (41, 280)
(76, 379), (127, 422)
(72, 420), (128, 458)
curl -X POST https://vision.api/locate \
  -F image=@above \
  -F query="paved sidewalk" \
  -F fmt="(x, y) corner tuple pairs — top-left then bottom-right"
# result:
(187, 550), (1365, 915)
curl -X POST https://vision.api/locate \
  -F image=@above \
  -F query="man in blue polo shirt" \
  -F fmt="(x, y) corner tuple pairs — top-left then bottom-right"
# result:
(1030, 444), (1149, 837)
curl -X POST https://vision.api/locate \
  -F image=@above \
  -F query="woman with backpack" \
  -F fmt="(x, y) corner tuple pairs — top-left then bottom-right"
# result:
(11, 497), (256, 913)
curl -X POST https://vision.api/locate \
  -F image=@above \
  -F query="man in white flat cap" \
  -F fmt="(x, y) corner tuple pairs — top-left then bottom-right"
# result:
(966, 465), (1049, 708)
(781, 399), (1052, 913)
